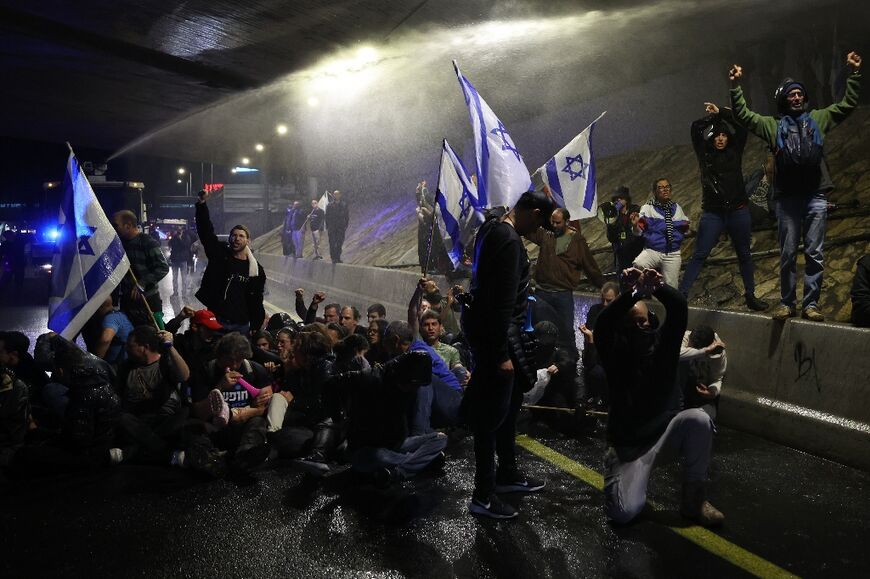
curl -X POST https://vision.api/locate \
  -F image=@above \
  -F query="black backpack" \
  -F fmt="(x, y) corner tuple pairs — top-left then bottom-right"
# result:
(776, 114), (823, 169)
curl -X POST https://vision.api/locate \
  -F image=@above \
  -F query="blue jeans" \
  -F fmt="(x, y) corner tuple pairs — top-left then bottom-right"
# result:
(679, 206), (755, 296)
(775, 192), (826, 309)
(352, 432), (448, 478)
(411, 377), (463, 435)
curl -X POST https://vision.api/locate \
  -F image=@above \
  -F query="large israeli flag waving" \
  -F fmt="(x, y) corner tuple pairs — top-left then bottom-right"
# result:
(435, 140), (485, 267)
(48, 147), (130, 339)
(533, 112), (606, 219)
(453, 61), (532, 209)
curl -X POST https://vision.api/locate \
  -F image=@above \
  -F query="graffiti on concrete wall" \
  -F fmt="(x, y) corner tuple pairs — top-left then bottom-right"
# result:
(794, 341), (821, 393)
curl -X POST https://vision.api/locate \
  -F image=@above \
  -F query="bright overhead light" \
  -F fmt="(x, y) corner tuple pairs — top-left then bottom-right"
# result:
(177, 179), (182, 183)
(276, 124), (288, 136)
(307, 96), (319, 107)
(177, 167), (186, 175)
(241, 157), (250, 165)
(231, 168), (238, 174)
(255, 143), (265, 152)
(356, 46), (378, 63)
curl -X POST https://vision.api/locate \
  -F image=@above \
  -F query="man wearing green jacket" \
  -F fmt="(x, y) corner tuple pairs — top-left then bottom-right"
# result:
(729, 51), (862, 321)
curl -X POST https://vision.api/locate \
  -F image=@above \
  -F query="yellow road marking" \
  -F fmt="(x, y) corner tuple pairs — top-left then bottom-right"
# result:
(516, 435), (800, 579)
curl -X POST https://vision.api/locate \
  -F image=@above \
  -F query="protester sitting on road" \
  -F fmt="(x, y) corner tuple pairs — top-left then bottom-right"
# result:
(578, 282), (619, 410)
(295, 288), (326, 324)
(340, 306), (366, 336)
(83, 297), (134, 367)
(187, 332), (274, 473)
(679, 326), (727, 420)
(367, 303), (387, 323)
(327, 350), (447, 487)
(111, 325), (190, 466)
(323, 303), (341, 324)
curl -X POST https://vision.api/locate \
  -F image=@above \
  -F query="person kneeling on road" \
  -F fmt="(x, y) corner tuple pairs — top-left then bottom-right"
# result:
(594, 267), (724, 526)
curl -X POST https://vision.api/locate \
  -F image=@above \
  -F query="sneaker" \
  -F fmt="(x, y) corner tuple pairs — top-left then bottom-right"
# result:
(802, 306), (825, 322)
(469, 494), (518, 519)
(108, 448), (124, 465)
(771, 304), (796, 321)
(495, 473), (546, 494)
(208, 389), (230, 428)
(745, 294), (769, 312)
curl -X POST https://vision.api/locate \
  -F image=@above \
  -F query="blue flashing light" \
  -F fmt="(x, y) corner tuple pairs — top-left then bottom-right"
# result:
(47, 228), (60, 241)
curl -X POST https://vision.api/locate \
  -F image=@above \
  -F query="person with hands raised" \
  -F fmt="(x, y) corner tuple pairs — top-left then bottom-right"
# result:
(729, 51), (862, 322)
(594, 266), (723, 527)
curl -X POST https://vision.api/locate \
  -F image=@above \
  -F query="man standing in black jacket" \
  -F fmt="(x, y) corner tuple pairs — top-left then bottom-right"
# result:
(325, 190), (349, 263)
(595, 267), (723, 526)
(679, 103), (768, 311)
(462, 190), (554, 519)
(194, 189), (266, 334)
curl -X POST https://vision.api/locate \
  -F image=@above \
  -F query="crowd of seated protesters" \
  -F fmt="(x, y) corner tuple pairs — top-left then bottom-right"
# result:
(1, 270), (735, 486)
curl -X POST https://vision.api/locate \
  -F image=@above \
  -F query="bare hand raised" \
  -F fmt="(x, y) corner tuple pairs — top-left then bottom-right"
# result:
(704, 102), (720, 115)
(729, 64), (743, 81)
(847, 51), (862, 72)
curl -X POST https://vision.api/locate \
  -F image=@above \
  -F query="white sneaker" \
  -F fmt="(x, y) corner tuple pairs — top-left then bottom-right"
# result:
(108, 448), (124, 465)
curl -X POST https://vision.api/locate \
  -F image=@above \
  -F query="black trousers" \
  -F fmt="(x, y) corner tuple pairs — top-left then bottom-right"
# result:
(329, 228), (346, 262)
(463, 359), (523, 499)
(117, 409), (188, 464)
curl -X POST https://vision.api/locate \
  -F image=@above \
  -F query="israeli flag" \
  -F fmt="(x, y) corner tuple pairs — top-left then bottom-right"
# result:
(453, 61), (532, 209)
(533, 112), (606, 219)
(435, 140), (485, 267)
(48, 147), (130, 339)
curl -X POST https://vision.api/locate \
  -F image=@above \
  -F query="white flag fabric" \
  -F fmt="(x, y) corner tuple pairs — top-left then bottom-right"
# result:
(453, 60), (532, 209)
(534, 111), (606, 219)
(435, 140), (485, 267)
(48, 148), (131, 339)
(317, 190), (330, 212)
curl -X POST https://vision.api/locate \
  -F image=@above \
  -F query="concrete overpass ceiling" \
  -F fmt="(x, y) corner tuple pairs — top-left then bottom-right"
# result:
(1, 1), (868, 163)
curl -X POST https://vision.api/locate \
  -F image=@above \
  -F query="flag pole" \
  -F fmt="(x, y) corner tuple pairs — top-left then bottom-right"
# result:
(423, 141), (447, 275)
(125, 268), (161, 331)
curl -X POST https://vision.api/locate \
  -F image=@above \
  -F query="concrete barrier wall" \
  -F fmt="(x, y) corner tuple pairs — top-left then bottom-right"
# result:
(260, 254), (448, 324)
(573, 293), (870, 471)
(260, 256), (870, 471)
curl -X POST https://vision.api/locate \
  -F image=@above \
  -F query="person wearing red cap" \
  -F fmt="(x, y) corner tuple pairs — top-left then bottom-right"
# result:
(165, 307), (223, 389)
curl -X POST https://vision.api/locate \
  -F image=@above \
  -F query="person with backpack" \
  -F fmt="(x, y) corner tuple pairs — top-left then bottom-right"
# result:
(728, 51), (862, 321)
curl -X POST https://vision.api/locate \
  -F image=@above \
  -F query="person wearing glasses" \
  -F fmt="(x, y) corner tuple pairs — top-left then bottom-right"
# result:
(631, 179), (691, 288)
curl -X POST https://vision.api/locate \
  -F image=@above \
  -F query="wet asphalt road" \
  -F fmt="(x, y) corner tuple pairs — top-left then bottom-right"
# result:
(2, 275), (869, 577)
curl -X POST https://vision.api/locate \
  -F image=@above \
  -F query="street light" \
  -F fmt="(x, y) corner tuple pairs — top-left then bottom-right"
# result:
(241, 157), (250, 165)
(276, 123), (288, 136)
(255, 143), (265, 152)
(177, 167), (191, 195)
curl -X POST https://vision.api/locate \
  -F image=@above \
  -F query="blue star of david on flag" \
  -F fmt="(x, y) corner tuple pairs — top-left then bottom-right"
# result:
(77, 226), (97, 255)
(561, 153), (588, 181)
(458, 188), (473, 219)
(490, 121), (521, 162)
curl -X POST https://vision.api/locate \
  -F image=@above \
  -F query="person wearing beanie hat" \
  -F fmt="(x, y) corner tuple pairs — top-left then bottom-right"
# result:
(729, 51), (862, 322)
(679, 102), (768, 311)
(194, 189), (267, 334)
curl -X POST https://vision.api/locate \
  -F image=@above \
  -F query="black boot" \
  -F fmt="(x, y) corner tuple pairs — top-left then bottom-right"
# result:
(680, 481), (725, 526)
(745, 293), (769, 311)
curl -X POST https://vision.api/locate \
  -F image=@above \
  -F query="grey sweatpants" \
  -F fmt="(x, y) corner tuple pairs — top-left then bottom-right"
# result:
(604, 408), (713, 524)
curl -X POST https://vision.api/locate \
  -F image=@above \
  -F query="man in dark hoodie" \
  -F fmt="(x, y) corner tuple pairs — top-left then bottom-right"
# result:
(595, 268), (723, 526)
(195, 189), (267, 334)
(729, 51), (862, 321)
(462, 190), (555, 519)
(679, 102), (768, 311)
